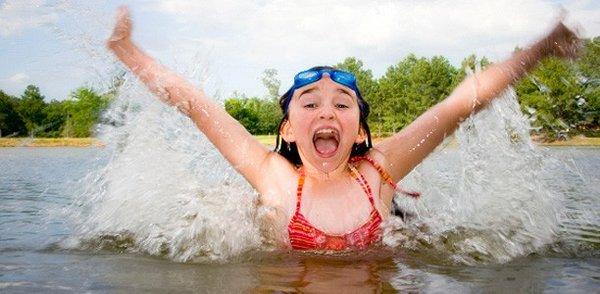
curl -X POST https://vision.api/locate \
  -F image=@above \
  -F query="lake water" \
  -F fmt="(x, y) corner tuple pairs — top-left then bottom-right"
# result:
(1, 146), (598, 293)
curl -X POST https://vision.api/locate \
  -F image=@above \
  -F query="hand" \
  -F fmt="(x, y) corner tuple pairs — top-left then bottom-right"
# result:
(540, 21), (581, 60)
(107, 6), (133, 49)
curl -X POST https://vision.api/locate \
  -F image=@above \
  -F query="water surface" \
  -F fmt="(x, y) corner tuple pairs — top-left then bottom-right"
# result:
(1, 147), (598, 292)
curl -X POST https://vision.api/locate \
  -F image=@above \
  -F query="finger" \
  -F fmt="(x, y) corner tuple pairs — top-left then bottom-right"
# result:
(108, 6), (132, 41)
(112, 7), (131, 33)
(117, 6), (130, 20)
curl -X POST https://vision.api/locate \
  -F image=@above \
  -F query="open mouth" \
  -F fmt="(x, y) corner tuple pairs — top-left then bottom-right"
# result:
(313, 128), (340, 157)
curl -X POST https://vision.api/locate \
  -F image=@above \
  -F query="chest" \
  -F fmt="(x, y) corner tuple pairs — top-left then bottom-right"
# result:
(295, 172), (385, 235)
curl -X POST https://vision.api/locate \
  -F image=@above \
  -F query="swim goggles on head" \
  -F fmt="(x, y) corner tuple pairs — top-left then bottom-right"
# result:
(292, 68), (359, 94)
(283, 68), (363, 113)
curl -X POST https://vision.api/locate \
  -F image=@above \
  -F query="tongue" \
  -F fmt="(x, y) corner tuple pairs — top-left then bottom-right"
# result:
(314, 138), (338, 156)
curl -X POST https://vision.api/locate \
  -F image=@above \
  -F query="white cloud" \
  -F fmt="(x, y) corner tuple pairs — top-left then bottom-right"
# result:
(138, 0), (600, 97)
(0, 0), (600, 103)
(0, 0), (58, 37)
(8, 73), (29, 84)
(17, 0), (595, 100)
(563, 0), (600, 35)
(144, 0), (600, 71)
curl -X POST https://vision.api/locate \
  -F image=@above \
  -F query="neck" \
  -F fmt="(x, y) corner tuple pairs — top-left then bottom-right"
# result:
(302, 159), (351, 182)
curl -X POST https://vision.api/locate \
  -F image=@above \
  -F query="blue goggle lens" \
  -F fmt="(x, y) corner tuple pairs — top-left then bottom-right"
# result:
(330, 71), (356, 88)
(293, 69), (357, 92)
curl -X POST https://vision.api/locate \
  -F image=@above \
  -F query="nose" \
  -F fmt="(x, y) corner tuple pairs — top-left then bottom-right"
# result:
(316, 74), (336, 120)
(319, 104), (335, 120)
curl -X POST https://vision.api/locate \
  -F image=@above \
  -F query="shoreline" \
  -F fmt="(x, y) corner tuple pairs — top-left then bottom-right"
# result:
(0, 138), (105, 147)
(1, 135), (599, 148)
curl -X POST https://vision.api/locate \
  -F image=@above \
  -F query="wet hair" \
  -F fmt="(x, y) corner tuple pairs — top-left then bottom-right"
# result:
(274, 66), (373, 165)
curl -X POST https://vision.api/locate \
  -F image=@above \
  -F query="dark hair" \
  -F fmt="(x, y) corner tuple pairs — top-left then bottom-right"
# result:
(274, 66), (373, 165)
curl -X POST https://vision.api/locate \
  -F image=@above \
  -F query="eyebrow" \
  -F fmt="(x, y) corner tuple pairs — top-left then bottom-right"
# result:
(297, 87), (316, 98)
(337, 88), (353, 96)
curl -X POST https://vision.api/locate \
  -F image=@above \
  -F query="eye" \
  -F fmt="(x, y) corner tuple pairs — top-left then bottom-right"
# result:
(335, 103), (349, 109)
(304, 103), (317, 109)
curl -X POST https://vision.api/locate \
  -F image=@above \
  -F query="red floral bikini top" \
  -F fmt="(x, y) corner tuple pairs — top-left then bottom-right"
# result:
(287, 156), (419, 251)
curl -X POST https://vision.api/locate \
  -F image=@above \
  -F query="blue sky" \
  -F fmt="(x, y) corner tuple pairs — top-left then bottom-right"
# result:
(1, 0), (599, 101)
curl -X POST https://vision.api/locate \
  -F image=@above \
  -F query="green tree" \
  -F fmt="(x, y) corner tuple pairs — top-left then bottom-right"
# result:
(262, 68), (281, 101)
(335, 57), (379, 100)
(452, 54), (491, 87)
(224, 96), (281, 135)
(576, 37), (600, 133)
(63, 87), (110, 137)
(256, 99), (281, 134)
(377, 54), (457, 132)
(41, 100), (68, 137)
(578, 37), (600, 80)
(225, 97), (259, 134)
(226, 69), (283, 135)
(0, 90), (27, 137)
(15, 85), (47, 136)
(516, 56), (584, 138)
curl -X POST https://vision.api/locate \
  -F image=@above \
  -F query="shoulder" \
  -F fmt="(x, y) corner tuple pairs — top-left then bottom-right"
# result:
(361, 148), (396, 212)
(360, 147), (393, 181)
(255, 151), (298, 214)
(364, 147), (389, 167)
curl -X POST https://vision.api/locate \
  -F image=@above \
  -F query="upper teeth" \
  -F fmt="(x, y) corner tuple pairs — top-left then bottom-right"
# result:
(316, 129), (335, 134)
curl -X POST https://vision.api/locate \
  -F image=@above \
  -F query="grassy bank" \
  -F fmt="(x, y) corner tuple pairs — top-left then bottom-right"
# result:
(0, 138), (104, 147)
(1, 135), (599, 147)
(536, 135), (600, 146)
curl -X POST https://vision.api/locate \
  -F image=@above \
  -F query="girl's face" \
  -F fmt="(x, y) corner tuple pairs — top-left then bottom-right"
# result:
(282, 75), (365, 173)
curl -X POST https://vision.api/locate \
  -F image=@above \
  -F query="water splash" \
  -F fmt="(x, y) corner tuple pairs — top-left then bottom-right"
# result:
(387, 88), (599, 264)
(63, 75), (263, 262)
(39, 1), (260, 262)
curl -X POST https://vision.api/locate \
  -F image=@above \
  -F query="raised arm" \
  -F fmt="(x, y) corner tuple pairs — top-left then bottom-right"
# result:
(106, 7), (287, 192)
(375, 22), (580, 182)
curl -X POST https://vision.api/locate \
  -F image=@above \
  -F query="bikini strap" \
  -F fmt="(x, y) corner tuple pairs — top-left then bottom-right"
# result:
(349, 156), (396, 189)
(348, 164), (376, 206)
(295, 167), (305, 213)
(349, 156), (421, 199)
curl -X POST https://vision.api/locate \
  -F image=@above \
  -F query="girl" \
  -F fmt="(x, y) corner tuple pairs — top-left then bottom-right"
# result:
(107, 7), (580, 251)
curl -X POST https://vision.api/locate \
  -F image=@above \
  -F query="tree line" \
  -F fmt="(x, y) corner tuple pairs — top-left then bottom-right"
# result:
(0, 85), (111, 138)
(1, 37), (598, 139)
